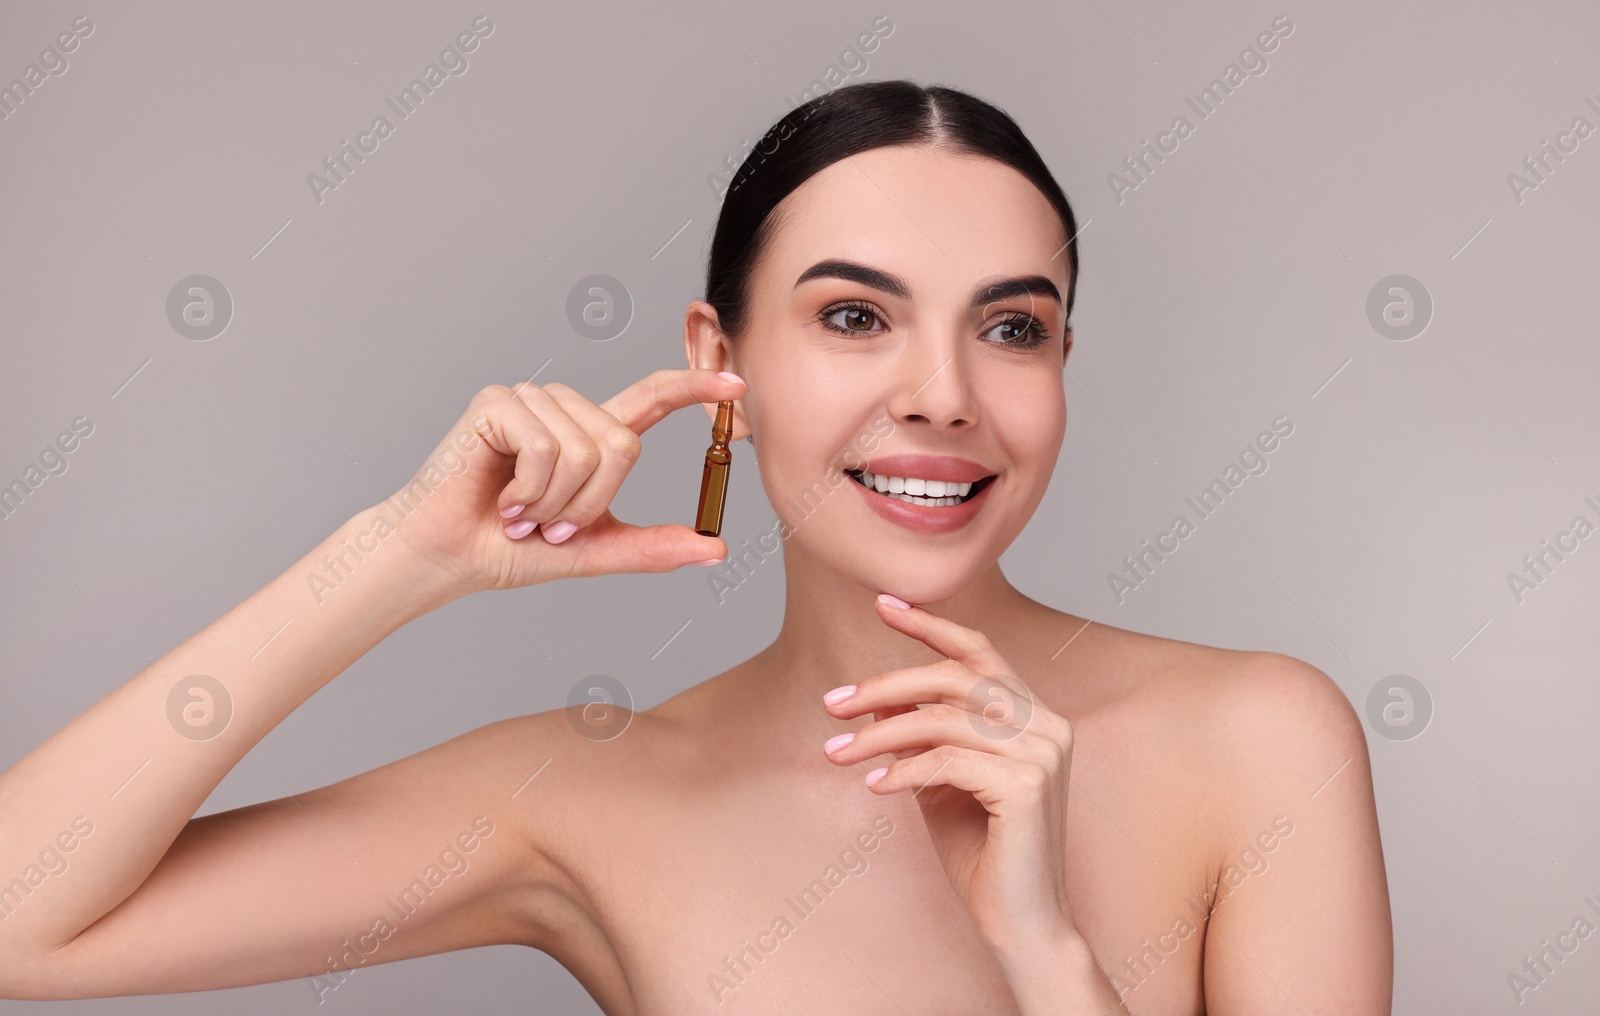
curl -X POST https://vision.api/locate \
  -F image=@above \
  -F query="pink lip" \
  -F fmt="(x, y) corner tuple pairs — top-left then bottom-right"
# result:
(847, 469), (996, 535)
(853, 454), (996, 484)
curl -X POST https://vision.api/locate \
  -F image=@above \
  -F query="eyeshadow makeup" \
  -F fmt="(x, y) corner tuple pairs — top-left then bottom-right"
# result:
(694, 400), (733, 537)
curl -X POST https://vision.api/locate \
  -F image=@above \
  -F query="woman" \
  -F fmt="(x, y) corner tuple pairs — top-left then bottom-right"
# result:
(0, 80), (1391, 1013)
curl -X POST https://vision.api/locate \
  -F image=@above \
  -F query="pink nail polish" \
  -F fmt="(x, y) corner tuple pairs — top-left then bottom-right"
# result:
(823, 732), (855, 754)
(823, 685), (856, 706)
(542, 520), (578, 543)
(864, 767), (888, 787)
(877, 593), (911, 610)
(504, 519), (536, 539)
(718, 371), (744, 384)
(500, 503), (526, 518)
(691, 558), (724, 566)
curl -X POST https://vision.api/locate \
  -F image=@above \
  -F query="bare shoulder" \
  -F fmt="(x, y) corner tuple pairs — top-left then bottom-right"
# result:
(1165, 636), (1369, 802)
(444, 706), (653, 955)
(1038, 610), (1373, 833)
(1040, 611), (1362, 750)
(477, 701), (660, 844)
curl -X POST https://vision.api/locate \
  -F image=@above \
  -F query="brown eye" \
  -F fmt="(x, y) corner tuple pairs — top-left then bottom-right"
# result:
(841, 308), (875, 331)
(987, 319), (1027, 343)
(981, 314), (1052, 349)
(818, 302), (884, 335)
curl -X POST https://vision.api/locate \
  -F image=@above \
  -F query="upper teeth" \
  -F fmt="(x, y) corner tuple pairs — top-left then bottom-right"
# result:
(856, 471), (973, 498)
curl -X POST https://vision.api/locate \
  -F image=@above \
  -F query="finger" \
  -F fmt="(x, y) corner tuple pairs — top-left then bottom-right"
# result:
(466, 387), (562, 519)
(826, 662), (1048, 743)
(865, 744), (1049, 809)
(824, 702), (1062, 767)
(543, 516), (727, 577)
(825, 660), (976, 718)
(826, 657), (1033, 716)
(504, 383), (603, 526)
(870, 703), (921, 761)
(598, 368), (745, 436)
(535, 383), (643, 531)
(872, 596), (1016, 681)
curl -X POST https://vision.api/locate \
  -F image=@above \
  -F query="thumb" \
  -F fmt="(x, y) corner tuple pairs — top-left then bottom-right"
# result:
(557, 518), (729, 577)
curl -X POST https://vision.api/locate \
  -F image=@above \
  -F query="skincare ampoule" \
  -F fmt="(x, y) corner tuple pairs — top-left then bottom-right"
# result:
(694, 400), (733, 536)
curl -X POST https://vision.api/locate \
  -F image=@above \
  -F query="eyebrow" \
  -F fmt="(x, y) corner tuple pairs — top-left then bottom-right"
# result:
(793, 258), (1061, 309)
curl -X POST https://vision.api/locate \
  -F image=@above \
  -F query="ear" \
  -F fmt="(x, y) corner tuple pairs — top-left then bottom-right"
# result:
(1059, 326), (1074, 370)
(684, 299), (754, 441)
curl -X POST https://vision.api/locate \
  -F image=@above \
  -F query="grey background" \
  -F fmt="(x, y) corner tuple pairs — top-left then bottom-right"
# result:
(2, 0), (1597, 1012)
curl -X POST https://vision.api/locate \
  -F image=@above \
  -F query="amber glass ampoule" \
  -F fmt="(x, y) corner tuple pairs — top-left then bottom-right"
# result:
(694, 400), (733, 536)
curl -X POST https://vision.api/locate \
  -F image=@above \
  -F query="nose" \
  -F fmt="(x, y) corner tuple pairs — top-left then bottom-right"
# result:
(885, 335), (978, 431)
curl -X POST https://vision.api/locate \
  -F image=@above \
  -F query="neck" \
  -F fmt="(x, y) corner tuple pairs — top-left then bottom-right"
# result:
(741, 540), (1041, 709)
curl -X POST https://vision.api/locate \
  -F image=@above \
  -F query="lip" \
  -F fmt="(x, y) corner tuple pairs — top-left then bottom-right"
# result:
(847, 469), (997, 535)
(853, 454), (996, 484)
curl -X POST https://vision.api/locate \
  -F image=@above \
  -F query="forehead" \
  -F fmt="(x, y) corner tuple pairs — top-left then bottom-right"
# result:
(759, 145), (1070, 301)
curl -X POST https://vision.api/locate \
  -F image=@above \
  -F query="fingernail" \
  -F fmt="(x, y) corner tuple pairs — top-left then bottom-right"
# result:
(823, 685), (856, 706)
(505, 519), (536, 539)
(500, 503), (526, 518)
(718, 371), (744, 384)
(877, 593), (911, 610)
(691, 558), (723, 566)
(864, 767), (888, 787)
(542, 520), (578, 543)
(823, 732), (855, 754)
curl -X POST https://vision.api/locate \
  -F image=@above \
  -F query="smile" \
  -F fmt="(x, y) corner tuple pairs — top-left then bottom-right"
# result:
(846, 469), (997, 506)
(842, 454), (999, 535)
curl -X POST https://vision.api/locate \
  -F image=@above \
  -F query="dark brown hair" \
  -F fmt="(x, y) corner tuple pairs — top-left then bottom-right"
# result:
(704, 79), (1081, 348)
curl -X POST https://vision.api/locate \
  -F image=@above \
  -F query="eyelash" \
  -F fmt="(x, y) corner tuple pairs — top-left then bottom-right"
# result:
(816, 300), (1054, 350)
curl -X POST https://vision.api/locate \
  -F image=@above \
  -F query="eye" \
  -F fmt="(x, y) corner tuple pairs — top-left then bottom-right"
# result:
(817, 300), (885, 336)
(817, 301), (1055, 349)
(982, 314), (1053, 350)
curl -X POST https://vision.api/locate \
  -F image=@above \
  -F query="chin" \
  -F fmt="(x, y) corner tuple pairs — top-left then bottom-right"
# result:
(838, 538), (997, 606)
(881, 578), (979, 607)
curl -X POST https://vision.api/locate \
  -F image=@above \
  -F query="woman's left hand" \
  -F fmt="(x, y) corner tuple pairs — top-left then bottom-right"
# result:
(821, 594), (1079, 958)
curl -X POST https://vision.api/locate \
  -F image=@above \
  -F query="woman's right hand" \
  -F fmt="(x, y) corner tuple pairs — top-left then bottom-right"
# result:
(381, 368), (745, 595)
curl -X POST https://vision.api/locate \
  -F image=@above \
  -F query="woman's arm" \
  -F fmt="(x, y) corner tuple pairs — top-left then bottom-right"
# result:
(0, 370), (744, 999)
(0, 505), (481, 996)
(1200, 654), (1393, 1013)
(947, 652), (1391, 1014)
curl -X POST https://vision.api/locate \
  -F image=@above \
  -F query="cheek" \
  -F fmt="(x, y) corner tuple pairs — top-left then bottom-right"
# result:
(993, 376), (1066, 460)
(745, 385), (857, 499)
(748, 348), (877, 447)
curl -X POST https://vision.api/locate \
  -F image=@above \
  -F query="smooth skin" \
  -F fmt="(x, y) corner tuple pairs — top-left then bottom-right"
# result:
(0, 146), (1391, 1014)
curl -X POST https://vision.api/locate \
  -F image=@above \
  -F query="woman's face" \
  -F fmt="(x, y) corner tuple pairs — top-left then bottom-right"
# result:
(695, 144), (1072, 604)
